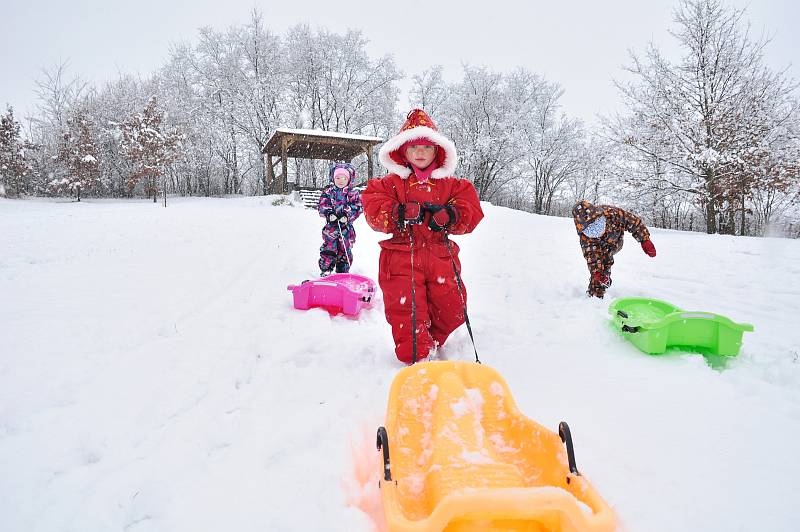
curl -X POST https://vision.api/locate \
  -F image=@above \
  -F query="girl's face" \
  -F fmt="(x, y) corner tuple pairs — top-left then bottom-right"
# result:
(333, 173), (349, 188)
(404, 144), (437, 170)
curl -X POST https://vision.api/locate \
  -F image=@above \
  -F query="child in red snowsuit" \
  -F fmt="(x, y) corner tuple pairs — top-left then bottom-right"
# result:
(362, 109), (484, 364)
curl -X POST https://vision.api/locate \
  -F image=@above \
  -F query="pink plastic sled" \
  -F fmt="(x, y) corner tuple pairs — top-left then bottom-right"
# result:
(287, 273), (376, 317)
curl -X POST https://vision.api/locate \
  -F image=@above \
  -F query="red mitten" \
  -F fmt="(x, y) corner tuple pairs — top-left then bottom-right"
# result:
(592, 271), (612, 288)
(435, 209), (450, 224)
(405, 202), (424, 223)
(396, 202), (424, 228)
(424, 203), (456, 232)
(641, 240), (657, 257)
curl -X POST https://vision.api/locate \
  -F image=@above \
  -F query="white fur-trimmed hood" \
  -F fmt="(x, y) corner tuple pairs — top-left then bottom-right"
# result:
(378, 125), (458, 179)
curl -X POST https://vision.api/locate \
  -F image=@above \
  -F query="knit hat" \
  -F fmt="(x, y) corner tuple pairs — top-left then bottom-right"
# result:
(332, 167), (350, 180)
(329, 162), (356, 186)
(378, 109), (458, 179)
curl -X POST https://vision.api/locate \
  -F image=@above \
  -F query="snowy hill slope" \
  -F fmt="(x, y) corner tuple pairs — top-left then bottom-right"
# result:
(2, 196), (799, 531)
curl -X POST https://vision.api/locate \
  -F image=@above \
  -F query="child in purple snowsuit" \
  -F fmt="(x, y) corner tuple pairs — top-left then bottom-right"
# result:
(318, 163), (363, 276)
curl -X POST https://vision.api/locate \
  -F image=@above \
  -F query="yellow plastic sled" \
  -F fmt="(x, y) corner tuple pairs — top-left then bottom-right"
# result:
(376, 361), (616, 532)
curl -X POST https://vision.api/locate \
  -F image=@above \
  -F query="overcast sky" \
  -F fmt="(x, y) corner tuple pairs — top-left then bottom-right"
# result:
(2, 0), (797, 126)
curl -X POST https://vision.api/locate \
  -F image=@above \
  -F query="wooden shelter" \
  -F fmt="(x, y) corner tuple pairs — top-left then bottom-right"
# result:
(262, 128), (383, 193)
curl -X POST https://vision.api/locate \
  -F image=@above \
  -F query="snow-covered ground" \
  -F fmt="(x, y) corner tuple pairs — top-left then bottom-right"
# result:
(2, 195), (799, 531)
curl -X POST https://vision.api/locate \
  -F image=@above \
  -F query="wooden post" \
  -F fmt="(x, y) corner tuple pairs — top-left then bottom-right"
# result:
(366, 143), (374, 180)
(281, 137), (289, 194)
(266, 154), (275, 194)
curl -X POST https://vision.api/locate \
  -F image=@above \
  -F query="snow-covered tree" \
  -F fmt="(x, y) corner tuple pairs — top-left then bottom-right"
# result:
(0, 106), (37, 197)
(158, 45), (224, 196)
(438, 65), (587, 207)
(608, 0), (800, 233)
(750, 177), (800, 236)
(282, 23), (400, 191)
(118, 96), (184, 201)
(17, 15), (405, 199)
(440, 65), (524, 201)
(88, 73), (150, 197)
(51, 109), (101, 201)
(519, 78), (585, 215)
(285, 24), (400, 135)
(25, 63), (92, 194)
(409, 66), (449, 118)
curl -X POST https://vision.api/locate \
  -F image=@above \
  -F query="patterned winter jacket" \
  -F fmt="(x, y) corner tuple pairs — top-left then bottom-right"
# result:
(572, 200), (650, 274)
(318, 184), (363, 242)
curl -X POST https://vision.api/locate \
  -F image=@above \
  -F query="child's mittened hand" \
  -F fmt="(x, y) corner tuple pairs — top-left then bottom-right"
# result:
(592, 271), (612, 288)
(425, 203), (456, 232)
(400, 202), (424, 224)
(641, 240), (657, 257)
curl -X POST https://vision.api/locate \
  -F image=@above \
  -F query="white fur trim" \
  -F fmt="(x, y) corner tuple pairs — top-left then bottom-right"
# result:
(378, 126), (458, 179)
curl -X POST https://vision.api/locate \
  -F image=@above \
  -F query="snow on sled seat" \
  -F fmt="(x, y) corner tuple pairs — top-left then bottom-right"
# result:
(376, 361), (616, 532)
(287, 273), (375, 317)
(609, 297), (754, 356)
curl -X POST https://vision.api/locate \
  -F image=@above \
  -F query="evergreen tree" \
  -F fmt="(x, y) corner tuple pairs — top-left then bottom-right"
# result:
(51, 109), (101, 201)
(0, 106), (37, 197)
(118, 96), (184, 202)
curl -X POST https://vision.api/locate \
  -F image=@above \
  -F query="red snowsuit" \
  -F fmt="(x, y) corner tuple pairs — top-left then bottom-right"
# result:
(362, 174), (483, 363)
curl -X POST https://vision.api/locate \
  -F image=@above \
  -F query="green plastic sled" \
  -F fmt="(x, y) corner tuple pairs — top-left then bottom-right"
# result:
(608, 298), (754, 356)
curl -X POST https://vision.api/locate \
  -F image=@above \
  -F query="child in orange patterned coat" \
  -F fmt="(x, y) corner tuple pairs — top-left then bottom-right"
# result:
(572, 200), (656, 298)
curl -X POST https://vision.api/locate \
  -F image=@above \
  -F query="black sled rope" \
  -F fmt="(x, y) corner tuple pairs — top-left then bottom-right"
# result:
(409, 226), (418, 364)
(444, 233), (480, 364)
(398, 205), (420, 365)
(336, 219), (352, 269)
